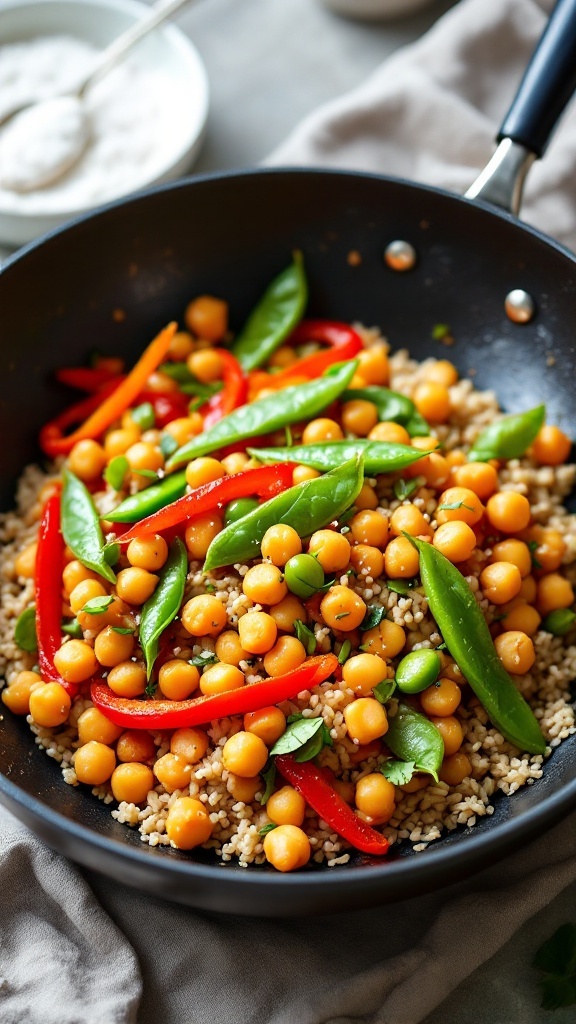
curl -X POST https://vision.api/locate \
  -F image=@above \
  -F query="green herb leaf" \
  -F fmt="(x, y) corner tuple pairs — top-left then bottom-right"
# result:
(386, 579), (410, 596)
(385, 703), (444, 782)
(380, 759), (417, 786)
(373, 679), (396, 704)
(135, 469), (159, 481)
(189, 651), (219, 668)
(533, 924), (576, 1011)
(231, 252), (308, 371)
(139, 538), (188, 678)
(103, 542), (120, 566)
(14, 605), (37, 653)
(335, 611), (350, 621)
(294, 619), (317, 656)
(338, 639), (352, 665)
(468, 404), (545, 462)
(104, 455), (129, 492)
(394, 477), (424, 500)
(361, 605), (386, 630)
(437, 501), (474, 512)
(160, 433), (179, 459)
(258, 760), (277, 804)
(528, 539), (543, 570)
(62, 468), (116, 584)
(258, 823), (278, 836)
(112, 626), (134, 635)
(270, 715), (332, 762)
(131, 402), (155, 430)
(62, 618), (83, 639)
(145, 680), (157, 697)
(82, 595), (115, 615)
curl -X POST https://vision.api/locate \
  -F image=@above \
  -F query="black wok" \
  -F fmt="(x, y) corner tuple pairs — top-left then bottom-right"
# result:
(1, 1), (576, 916)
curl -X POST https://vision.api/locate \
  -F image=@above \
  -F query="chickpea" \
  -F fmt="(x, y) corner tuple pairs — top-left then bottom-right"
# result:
(226, 774), (262, 802)
(115, 567), (158, 606)
(68, 439), (107, 482)
(384, 536), (420, 578)
(269, 345), (298, 369)
(361, 619), (406, 660)
(344, 697), (388, 744)
(301, 418), (343, 444)
(263, 636), (306, 677)
(399, 774), (430, 793)
(436, 487), (483, 527)
(430, 715), (463, 756)
(502, 602), (541, 636)
(185, 456), (226, 490)
(420, 677), (461, 717)
(413, 382), (450, 423)
(292, 465), (320, 485)
(185, 296), (228, 341)
(349, 510), (388, 548)
(269, 594), (307, 634)
(420, 453), (451, 490)
(522, 525), (566, 573)
(200, 662), (244, 696)
(320, 586), (366, 631)
(426, 359), (458, 387)
(125, 442), (164, 479)
(490, 539), (532, 579)
(126, 534), (168, 572)
(77, 707), (123, 746)
(214, 630), (248, 667)
(69, 578), (108, 615)
(433, 521), (476, 562)
(93, 626), (134, 667)
(355, 482), (379, 511)
(261, 524), (302, 566)
(170, 727), (209, 764)
(242, 563), (288, 606)
(111, 763), (154, 804)
(263, 824), (311, 872)
(104, 426), (140, 459)
(486, 491), (531, 533)
(349, 544), (384, 579)
(182, 594), (227, 637)
(158, 660), (200, 700)
(1, 670), (42, 715)
(77, 595), (125, 633)
(107, 661), (147, 698)
(28, 682), (71, 728)
(368, 421), (411, 445)
(53, 639), (98, 683)
(145, 371), (178, 394)
(308, 530), (351, 573)
(166, 796), (214, 850)
(518, 575), (538, 603)
(452, 462), (498, 500)
(266, 786), (306, 826)
(494, 631), (536, 674)
(390, 504), (432, 539)
(116, 730), (156, 763)
(355, 773), (396, 823)
(168, 330), (194, 360)
(531, 424), (572, 466)
(221, 451), (250, 475)
(62, 560), (99, 597)
(153, 752), (193, 793)
(356, 344), (389, 385)
(341, 399), (379, 436)
(164, 415), (203, 447)
(222, 731), (268, 777)
(74, 741), (116, 786)
(439, 751), (472, 786)
(343, 653), (388, 695)
(445, 449), (466, 469)
(238, 611), (277, 654)
(537, 573), (575, 616)
(348, 738), (383, 764)
(480, 561), (522, 605)
(243, 706), (286, 746)
(187, 349), (225, 385)
(185, 513), (224, 560)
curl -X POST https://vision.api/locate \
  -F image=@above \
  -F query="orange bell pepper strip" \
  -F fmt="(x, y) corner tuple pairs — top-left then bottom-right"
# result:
(39, 322), (177, 457)
(249, 320), (363, 395)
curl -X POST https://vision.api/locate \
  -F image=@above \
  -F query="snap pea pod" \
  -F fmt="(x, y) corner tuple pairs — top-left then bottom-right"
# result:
(385, 703), (445, 782)
(231, 252), (307, 371)
(204, 455), (364, 571)
(166, 361), (357, 470)
(61, 468), (116, 584)
(411, 537), (546, 754)
(468, 404), (545, 462)
(247, 439), (427, 474)
(107, 470), (188, 523)
(342, 386), (429, 437)
(139, 538), (188, 678)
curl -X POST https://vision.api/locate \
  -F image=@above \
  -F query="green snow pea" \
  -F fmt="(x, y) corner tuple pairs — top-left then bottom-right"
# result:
(342, 385), (429, 437)
(62, 468), (116, 584)
(411, 536), (546, 754)
(385, 703), (444, 783)
(468, 405), (545, 462)
(231, 252), (307, 371)
(248, 439), (428, 475)
(139, 538), (188, 678)
(204, 456), (364, 571)
(166, 360), (357, 471)
(107, 470), (188, 523)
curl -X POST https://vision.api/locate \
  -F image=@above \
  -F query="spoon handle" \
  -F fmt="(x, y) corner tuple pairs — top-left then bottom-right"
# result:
(79, 0), (195, 97)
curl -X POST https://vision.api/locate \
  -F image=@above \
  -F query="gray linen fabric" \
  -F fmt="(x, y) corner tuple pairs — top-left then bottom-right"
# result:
(1, 0), (576, 1022)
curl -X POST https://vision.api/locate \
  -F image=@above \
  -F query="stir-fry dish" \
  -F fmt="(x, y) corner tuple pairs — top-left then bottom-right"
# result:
(1, 254), (575, 872)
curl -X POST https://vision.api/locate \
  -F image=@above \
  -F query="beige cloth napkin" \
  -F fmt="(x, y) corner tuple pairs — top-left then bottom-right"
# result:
(2, 1), (576, 1022)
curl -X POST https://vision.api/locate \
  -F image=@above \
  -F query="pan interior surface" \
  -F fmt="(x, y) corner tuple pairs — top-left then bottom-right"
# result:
(1, 169), (575, 914)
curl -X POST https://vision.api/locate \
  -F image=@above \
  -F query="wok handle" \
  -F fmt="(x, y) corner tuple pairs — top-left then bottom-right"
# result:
(466, 0), (576, 215)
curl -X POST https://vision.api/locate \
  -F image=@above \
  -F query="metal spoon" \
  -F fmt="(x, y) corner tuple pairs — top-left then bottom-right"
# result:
(0, 0), (195, 193)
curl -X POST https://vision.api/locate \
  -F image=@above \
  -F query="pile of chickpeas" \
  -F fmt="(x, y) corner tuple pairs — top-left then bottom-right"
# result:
(3, 296), (575, 871)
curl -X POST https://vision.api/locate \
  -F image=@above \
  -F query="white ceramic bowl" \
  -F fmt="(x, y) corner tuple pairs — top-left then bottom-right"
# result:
(0, 0), (209, 246)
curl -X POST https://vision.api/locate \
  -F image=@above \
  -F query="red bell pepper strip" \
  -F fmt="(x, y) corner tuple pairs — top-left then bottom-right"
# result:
(115, 463), (295, 539)
(39, 322), (177, 457)
(35, 492), (78, 698)
(250, 321), (363, 394)
(56, 367), (124, 392)
(91, 653), (338, 729)
(137, 389), (190, 429)
(276, 755), (390, 856)
(201, 350), (248, 430)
